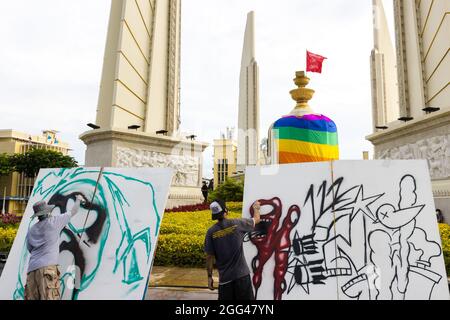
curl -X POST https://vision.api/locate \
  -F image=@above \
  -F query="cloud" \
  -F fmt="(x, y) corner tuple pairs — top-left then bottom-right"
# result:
(0, 0), (375, 178)
(182, 0), (375, 176)
(0, 0), (110, 164)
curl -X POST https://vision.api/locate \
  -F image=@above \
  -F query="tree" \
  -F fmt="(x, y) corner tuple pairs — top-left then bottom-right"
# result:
(0, 153), (13, 177)
(208, 178), (244, 202)
(11, 148), (78, 177)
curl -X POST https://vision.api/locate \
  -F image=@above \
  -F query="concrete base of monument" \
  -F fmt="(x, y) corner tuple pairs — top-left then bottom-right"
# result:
(79, 128), (208, 208)
(167, 185), (205, 209)
(367, 108), (450, 222)
(433, 179), (450, 223)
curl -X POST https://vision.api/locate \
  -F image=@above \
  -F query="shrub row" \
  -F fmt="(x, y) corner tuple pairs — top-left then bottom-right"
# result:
(165, 201), (243, 214)
(165, 203), (210, 213)
(0, 227), (17, 252)
(154, 234), (205, 267)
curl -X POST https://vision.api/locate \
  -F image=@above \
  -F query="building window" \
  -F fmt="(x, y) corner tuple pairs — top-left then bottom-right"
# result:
(217, 159), (229, 185)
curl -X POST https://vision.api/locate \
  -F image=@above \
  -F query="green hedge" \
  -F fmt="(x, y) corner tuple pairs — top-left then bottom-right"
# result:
(154, 207), (242, 267)
(0, 227), (17, 252)
(154, 234), (205, 267)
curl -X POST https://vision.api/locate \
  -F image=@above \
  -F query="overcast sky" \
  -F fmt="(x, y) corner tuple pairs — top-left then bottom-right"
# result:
(0, 0), (382, 179)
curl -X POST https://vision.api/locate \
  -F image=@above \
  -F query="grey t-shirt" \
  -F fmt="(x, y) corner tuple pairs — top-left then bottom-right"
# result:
(26, 213), (72, 273)
(204, 218), (254, 284)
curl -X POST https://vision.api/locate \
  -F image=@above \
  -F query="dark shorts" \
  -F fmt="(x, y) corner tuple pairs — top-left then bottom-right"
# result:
(218, 274), (254, 300)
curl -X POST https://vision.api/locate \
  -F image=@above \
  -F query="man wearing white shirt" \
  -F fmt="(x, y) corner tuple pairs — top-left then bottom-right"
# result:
(24, 194), (84, 300)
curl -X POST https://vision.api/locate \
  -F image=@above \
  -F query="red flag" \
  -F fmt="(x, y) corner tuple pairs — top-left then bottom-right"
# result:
(306, 50), (327, 73)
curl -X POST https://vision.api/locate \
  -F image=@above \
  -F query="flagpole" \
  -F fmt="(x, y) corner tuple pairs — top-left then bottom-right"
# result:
(305, 49), (307, 75)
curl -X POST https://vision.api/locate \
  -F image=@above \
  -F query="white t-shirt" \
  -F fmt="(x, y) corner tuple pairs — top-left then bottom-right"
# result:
(26, 213), (72, 273)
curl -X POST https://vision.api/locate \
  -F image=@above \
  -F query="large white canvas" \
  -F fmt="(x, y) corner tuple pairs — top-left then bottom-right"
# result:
(332, 160), (449, 300)
(242, 160), (449, 300)
(0, 167), (173, 300)
(242, 162), (338, 300)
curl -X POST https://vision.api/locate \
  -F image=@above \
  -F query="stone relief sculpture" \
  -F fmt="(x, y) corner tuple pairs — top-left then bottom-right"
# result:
(377, 134), (449, 179)
(116, 147), (199, 187)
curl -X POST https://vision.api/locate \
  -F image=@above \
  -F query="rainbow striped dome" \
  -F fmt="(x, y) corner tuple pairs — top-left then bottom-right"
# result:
(273, 114), (339, 164)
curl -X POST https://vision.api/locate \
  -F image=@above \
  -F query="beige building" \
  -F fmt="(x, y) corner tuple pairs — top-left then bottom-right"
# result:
(367, 0), (450, 218)
(213, 132), (238, 188)
(79, 0), (208, 208)
(0, 130), (70, 214)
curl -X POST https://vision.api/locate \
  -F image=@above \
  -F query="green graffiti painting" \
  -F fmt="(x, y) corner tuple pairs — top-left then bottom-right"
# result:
(0, 167), (173, 300)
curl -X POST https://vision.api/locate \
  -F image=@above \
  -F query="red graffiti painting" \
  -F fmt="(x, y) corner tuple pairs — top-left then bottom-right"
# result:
(249, 197), (300, 300)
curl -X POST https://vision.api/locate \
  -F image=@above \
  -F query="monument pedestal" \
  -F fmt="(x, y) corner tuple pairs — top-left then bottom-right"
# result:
(366, 109), (450, 221)
(80, 129), (208, 209)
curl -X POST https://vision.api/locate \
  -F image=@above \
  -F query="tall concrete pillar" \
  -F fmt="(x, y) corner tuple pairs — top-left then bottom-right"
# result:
(80, 0), (208, 208)
(370, 0), (400, 130)
(237, 11), (260, 172)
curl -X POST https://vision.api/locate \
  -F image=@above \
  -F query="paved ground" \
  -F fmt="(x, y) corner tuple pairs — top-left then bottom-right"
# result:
(149, 266), (218, 288)
(146, 266), (219, 300)
(145, 287), (217, 300)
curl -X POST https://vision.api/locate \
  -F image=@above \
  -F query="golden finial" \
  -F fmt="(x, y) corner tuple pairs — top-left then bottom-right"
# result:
(289, 71), (315, 110)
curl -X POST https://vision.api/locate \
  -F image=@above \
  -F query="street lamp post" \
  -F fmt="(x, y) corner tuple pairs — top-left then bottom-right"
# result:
(2, 186), (6, 215)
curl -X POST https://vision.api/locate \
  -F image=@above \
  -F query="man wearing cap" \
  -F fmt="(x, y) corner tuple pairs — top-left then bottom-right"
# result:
(24, 195), (84, 300)
(204, 199), (261, 300)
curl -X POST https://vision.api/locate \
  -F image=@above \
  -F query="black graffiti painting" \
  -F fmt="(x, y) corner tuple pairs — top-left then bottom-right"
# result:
(246, 174), (444, 300)
(48, 191), (107, 300)
(367, 175), (442, 300)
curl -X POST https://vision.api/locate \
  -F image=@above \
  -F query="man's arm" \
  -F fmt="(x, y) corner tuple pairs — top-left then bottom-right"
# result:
(236, 201), (262, 233)
(204, 231), (215, 290)
(54, 195), (84, 231)
(252, 201), (261, 225)
(206, 254), (215, 290)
